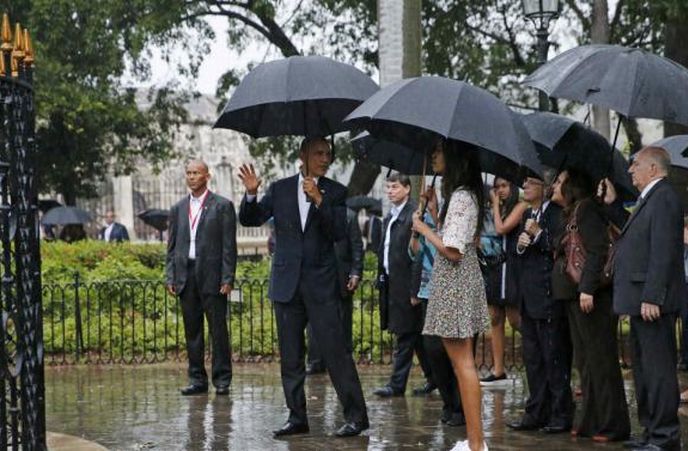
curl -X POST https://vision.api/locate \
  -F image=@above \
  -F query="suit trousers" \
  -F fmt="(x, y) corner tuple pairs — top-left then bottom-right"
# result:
(307, 292), (353, 369)
(273, 279), (368, 426)
(179, 260), (232, 387)
(630, 314), (681, 449)
(566, 296), (630, 439)
(520, 311), (573, 428)
(424, 334), (463, 417)
(387, 330), (431, 393)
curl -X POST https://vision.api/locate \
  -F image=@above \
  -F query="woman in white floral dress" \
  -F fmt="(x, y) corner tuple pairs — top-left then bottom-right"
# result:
(412, 140), (490, 451)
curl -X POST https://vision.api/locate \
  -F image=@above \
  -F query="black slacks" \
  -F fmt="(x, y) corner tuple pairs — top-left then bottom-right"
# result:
(520, 311), (573, 428)
(307, 292), (353, 368)
(566, 295), (630, 440)
(387, 330), (431, 393)
(273, 279), (368, 426)
(179, 261), (232, 387)
(630, 314), (681, 449)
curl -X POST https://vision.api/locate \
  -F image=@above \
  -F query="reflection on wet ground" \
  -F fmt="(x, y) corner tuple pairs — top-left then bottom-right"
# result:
(45, 364), (688, 450)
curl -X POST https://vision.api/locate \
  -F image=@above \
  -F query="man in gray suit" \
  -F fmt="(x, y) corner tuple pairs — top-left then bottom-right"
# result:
(608, 147), (685, 451)
(166, 160), (237, 396)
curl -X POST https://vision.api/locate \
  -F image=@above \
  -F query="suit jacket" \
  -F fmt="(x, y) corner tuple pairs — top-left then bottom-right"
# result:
(334, 208), (364, 298)
(613, 179), (686, 315)
(518, 202), (566, 319)
(165, 192), (237, 296)
(99, 222), (129, 242)
(378, 199), (422, 334)
(366, 215), (383, 252)
(239, 174), (347, 303)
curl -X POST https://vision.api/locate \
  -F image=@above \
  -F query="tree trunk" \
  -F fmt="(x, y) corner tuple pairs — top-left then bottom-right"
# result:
(591, 0), (611, 140)
(664, 20), (688, 137)
(622, 117), (643, 155)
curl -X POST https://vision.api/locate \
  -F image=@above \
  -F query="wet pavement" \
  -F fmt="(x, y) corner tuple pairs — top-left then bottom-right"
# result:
(45, 363), (688, 450)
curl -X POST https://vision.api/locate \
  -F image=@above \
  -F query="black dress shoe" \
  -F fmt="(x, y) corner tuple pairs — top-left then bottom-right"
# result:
(412, 382), (438, 396)
(373, 386), (402, 397)
(215, 385), (229, 395)
(273, 422), (310, 437)
(507, 419), (541, 431)
(442, 412), (466, 427)
(630, 445), (663, 451)
(541, 425), (569, 434)
(623, 436), (647, 449)
(334, 420), (369, 437)
(180, 384), (208, 396)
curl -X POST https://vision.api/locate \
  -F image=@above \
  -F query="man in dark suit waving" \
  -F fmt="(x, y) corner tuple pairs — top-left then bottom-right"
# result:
(166, 160), (237, 396)
(611, 147), (684, 451)
(238, 137), (368, 438)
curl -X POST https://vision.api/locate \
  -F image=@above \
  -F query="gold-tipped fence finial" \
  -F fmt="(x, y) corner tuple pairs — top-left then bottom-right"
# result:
(1, 14), (12, 52)
(23, 28), (33, 67)
(12, 22), (24, 60)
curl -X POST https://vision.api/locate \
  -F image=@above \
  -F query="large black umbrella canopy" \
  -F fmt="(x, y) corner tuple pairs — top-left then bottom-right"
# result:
(137, 209), (170, 232)
(346, 196), (382, 216)
(41, 206), (92, 225)
(351, 132), (429, 176)
(343, 76), (543, 184)
(521, 112), (637, 200)
(523, 45), (688, 125)
(650, 135), (688, 210)
(214, 55), (379, 138)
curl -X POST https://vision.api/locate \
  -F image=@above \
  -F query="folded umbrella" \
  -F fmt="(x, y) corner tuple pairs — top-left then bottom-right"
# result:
(41, 206), (92, 225)
(521, 112), (637, 200)
(214, 55), (379, 138)
(344, 76), (543, 184)
(346, 196), (382, 216)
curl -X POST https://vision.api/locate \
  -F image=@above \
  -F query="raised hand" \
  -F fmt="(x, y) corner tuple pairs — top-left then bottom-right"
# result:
(597, 178), (617, 205)
(238, 164), (262, 195)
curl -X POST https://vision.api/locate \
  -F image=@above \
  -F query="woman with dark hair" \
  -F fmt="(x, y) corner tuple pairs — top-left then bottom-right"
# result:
(480, 177), (527, 385)
(550, 169), (630, 442)
(412, 140), (490, 451)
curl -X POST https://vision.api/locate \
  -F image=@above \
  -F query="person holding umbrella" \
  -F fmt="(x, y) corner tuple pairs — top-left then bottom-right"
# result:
(412, 140), (490, 451)
(238, 137), (368, 438)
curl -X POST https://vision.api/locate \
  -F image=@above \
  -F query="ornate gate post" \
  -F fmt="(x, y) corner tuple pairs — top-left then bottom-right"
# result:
(0, 13), (46, 450)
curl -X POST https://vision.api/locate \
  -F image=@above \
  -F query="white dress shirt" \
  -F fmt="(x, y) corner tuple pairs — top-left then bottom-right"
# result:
(188, 189), (209, 259)
(383, 199), (407, 274)
(103, 223), (114, 242)
(297, 173), (319, 231)
(640, 177), (664, 199)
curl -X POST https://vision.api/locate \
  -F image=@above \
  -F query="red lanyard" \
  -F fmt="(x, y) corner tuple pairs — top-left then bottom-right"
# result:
(188, 191), (210, 232)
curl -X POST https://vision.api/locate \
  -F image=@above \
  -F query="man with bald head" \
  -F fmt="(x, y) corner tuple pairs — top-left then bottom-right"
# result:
(608, 147), (684, 450)
(166, 160), (237, 396)
(238, 137), (368, 438)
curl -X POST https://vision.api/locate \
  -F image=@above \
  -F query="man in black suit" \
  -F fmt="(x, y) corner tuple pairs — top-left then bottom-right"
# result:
(166, 160), (237, 396)
(508, 176), (573, 433)
(238, 137), (368, 438)
(306, 207), (364, 375)
(609, 147), (684, 451)
(98, 210), (129, 242)
(372, 173), (433, 397)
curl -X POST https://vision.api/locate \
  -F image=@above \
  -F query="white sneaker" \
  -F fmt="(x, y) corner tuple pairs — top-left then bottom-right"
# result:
(449, 440), (469, 451)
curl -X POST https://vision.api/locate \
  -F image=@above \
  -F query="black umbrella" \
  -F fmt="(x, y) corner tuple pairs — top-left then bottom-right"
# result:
(521, 112), (637, 200)
(214, 55), (379, 138)
(351, 132), (429, 176)
(650, 135), (688, 210)
(344, 76), (543, 184)
(346, 196), (382, 216)
(523, 45), (688, 126)
(41, 206), (92, 225)
(137, 209), (170, 242)
(38, 199), (62, 213)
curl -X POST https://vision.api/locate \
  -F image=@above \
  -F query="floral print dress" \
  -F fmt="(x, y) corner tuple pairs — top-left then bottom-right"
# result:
(423, 189), (490, 339)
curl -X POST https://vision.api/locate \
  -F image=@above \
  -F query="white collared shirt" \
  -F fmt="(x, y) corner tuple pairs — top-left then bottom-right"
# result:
(188, 189), (209, 259)
(383, 199), (408, 274)
(103, 223), (114, 242)
(297, 172), (319, 231)
(640, 177), (664, 199)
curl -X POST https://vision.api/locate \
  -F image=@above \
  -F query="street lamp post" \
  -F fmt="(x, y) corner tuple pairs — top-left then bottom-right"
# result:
(523, 0), (560, 111)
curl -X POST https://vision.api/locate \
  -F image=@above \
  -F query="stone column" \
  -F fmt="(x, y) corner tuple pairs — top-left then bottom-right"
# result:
(113, 175), (136, 240)
(378, 0), (423, 207)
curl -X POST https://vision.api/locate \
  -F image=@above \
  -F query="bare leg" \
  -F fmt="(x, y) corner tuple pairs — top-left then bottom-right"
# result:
(505, 306), (521, 333)
(443, 337), (484, 451)
(488, 306), (506, 376)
